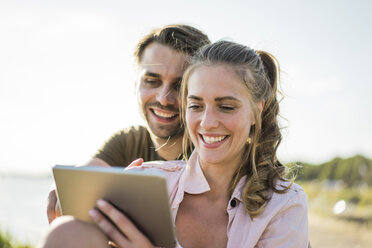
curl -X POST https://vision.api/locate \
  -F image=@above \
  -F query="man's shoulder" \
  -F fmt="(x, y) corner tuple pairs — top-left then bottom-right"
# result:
(121, 125), (149, 135)
(108, 125), (150, 140)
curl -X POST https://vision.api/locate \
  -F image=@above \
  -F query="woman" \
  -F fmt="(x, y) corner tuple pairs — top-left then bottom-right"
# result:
(39, 41), (309, 248)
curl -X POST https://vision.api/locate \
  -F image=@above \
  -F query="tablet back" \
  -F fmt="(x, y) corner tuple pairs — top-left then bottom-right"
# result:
(53, 165), (176, 247)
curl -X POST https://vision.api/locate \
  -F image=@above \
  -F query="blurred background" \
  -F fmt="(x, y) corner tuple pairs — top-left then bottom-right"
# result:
(0, 0), (371, 247)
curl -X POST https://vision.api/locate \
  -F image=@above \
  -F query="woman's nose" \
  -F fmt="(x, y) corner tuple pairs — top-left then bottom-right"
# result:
(200, 108), (219, 129)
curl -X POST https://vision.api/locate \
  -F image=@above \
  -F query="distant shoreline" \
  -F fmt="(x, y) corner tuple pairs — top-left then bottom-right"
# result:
(0, 172), (52, 178)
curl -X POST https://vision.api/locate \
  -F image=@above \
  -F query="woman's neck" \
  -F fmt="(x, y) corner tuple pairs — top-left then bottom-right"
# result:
(199, 160), (240, 199)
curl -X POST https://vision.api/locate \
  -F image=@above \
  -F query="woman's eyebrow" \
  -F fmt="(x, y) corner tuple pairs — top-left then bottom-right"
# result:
(215, 96), (240, 102)
(188, 95), (240, 102)
(188, 95), (202, 100)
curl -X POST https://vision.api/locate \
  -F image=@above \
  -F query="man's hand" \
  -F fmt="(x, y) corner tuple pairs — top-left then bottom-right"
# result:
(47, 189), (61, 223)
(127, 158), (144, 168)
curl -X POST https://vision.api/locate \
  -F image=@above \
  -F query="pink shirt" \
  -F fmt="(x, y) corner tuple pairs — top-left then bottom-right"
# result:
(127, 151), (309, 248)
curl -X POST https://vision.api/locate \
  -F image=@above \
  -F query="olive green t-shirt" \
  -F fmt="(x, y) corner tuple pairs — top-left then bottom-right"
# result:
(94, 126), (164, 167)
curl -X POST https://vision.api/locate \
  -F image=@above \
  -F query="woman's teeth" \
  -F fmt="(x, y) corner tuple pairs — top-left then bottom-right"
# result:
(202, 135), (226, 144)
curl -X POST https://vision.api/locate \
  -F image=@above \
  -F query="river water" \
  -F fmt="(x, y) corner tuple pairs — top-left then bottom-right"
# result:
(0, 174), (53, 245)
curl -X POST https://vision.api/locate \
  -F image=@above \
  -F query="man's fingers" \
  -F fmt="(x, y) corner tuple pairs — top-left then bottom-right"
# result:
(47, 190), (58, 223)
(55, 202), (62, 217)
(127, 158), (144, 169)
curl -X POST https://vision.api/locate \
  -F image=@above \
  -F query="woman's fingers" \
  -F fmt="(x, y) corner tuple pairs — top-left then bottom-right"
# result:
(97, 200), (148, 242)
(90, 200), (153, 248)
(99, 200), (139, 239)
(89, 208), (131, 247)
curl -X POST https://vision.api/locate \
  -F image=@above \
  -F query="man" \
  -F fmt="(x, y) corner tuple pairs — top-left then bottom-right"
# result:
(47, 24), (210, 223)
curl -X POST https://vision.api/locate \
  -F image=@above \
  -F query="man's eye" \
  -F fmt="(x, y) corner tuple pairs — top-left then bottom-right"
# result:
(143, 78), (161, 86)
(173, 82), (181, 91)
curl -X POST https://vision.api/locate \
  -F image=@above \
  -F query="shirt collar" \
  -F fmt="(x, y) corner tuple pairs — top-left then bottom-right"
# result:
(230, 175), (247, 203)
(182, 151), (211, 194)
(176, 150), (249, 208)
(181, 151), (247, 198)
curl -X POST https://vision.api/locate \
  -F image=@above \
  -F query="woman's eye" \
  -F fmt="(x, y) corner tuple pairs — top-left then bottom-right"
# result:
(188, 104), (201, 110)
(220, 105), (235, 111)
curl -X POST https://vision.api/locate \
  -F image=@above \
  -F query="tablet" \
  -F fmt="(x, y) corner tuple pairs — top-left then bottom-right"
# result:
(52, 165), (176, 247)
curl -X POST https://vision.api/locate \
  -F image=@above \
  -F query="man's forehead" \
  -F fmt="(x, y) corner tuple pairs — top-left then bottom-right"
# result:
(139, 43), (187, 75)
(140, 42), (185, 61)
(138, 61), (187, 80)
(138, 67), (183, 81)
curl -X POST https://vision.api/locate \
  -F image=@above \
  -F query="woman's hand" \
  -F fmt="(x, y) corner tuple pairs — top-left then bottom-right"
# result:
(89, 199), (154, 248)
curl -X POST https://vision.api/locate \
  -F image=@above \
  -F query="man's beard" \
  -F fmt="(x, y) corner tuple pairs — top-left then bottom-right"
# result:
(148, 120), (184, 140)
(142, 101), (184, 140)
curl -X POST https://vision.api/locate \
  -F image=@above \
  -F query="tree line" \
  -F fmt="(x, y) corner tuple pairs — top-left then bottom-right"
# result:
(289, 154), (372, 187)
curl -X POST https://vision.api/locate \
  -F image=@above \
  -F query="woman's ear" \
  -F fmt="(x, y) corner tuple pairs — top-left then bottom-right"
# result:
(257, 100), (265, 115)
(250, 100), (265, 126)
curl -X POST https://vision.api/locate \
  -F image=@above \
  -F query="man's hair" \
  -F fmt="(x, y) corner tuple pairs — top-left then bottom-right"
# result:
(134, 24), (210, 64)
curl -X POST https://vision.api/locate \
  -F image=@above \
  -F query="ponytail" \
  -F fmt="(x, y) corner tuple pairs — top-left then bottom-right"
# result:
(256, 50), (280, 96)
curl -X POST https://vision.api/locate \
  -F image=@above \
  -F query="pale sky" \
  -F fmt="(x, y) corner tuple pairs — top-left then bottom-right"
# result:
(1, 0), (371, 174)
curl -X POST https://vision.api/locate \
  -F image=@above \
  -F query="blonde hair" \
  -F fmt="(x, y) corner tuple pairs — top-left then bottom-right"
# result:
(181, 41), (292, 218)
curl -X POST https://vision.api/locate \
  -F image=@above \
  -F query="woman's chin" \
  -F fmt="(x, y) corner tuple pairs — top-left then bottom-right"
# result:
(198, 155), (225, 166)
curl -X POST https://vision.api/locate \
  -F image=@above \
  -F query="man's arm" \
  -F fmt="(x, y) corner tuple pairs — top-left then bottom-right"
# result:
(83, 157), (111, 167)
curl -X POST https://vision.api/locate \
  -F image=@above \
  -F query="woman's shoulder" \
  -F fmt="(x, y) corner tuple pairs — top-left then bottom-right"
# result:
(277, 180), (305, 193)
(271, 180), (307, 208)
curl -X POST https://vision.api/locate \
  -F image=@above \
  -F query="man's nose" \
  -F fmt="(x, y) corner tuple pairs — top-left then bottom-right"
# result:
(156, 86), (177, 106)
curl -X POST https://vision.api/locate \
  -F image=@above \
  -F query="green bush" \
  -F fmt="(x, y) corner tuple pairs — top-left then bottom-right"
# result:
(293, 155), (372, 187)
(0, 232), (33, 248)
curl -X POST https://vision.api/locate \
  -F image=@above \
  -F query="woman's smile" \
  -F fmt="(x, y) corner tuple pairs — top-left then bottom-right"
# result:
(199, 133), (229, 146)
